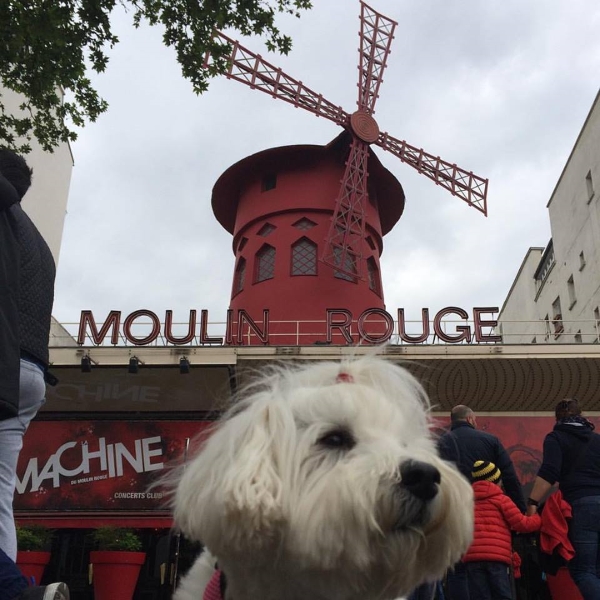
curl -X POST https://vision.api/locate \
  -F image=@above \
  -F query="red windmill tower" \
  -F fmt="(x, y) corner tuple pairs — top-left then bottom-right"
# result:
(209, 2), (488, 346)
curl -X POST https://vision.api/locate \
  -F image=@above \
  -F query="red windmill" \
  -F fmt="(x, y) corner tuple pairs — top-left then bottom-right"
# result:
(208, 2), (488, 345)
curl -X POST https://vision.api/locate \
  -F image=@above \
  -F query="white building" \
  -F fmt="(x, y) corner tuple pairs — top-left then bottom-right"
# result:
(2, 85), (74, 266)
(498, 90), (600, 344)
(2, 84), (75, 344)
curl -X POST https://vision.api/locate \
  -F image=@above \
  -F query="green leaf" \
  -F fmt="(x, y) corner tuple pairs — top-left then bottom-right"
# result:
(0, 0), (313, 152)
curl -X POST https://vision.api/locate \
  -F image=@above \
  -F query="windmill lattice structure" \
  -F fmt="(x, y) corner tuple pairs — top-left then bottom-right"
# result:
(206, 2), (488, 279)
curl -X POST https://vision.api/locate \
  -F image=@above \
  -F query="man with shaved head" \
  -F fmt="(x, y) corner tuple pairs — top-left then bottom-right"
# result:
(440, 404), (525, 510)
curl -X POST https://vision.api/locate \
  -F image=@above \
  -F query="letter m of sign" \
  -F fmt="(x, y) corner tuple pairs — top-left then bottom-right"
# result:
(78, 311), (122, 345)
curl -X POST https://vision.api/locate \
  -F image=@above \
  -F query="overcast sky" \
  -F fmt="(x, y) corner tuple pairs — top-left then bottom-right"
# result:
(51, 0), (600, 335)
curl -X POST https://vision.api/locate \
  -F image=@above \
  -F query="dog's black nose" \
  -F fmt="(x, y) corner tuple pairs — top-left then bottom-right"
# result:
(400, 460), (441, 501)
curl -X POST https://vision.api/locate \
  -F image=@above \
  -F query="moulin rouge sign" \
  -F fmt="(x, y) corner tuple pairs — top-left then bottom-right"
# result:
(77, 307), (502, 346)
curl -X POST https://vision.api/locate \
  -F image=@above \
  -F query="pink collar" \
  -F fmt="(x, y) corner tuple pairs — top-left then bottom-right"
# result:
(203, 569), (223, 600)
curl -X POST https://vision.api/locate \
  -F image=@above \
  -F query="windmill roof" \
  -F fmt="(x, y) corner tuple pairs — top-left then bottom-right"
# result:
(211, 131), (405, 236)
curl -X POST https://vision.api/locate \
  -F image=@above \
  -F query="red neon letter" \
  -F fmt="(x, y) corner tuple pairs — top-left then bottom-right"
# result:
(237, 309), (269, 345)
(78, 310), (121, 346)
(164, 310), (196, 345)
(326, 309), (353, 344)
(358, 309), (394, 343)
(123, 310), (161, 346)
(397, 308), (430, 344)
(225, 309), (234, 345)
(433, 307), (471, 343)
(473, 307), (502, 343)
(200, 309), (223, 345)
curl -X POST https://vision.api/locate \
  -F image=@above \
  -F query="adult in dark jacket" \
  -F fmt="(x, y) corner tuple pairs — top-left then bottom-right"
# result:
(0, 167), (21, 419)
(0, 150), (69, 600)
(438, 405), (526, 599)
(527, 398), (600, 600)
(438, 405), (526, 512)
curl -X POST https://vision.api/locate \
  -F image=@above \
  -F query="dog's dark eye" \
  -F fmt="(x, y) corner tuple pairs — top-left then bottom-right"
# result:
(318, 428), (356, 450)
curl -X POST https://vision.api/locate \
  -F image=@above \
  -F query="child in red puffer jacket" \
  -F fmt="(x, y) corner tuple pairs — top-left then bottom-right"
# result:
(463, 460), (541, 600)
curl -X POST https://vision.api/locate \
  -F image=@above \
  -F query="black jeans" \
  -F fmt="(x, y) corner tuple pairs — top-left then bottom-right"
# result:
(465, 561), (513, 600)
(0, 546), (28, 600)
(446, 561), (469, 599)
(408, 581), (445, 600)
(568, 496), (600, 599)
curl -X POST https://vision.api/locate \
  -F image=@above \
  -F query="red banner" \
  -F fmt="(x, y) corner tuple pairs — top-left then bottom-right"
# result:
(15, 420), (211, 511)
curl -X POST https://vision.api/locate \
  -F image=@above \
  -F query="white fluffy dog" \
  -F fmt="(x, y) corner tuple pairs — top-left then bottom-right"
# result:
(172, 356), (473, 600)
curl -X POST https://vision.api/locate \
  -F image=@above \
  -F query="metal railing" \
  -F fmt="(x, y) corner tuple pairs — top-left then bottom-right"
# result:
(52, 318), (600, 347)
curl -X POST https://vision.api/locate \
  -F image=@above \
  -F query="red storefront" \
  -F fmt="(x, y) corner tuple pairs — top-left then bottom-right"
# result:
(14, 346), (600, 598)
(15, 363), (231, 599)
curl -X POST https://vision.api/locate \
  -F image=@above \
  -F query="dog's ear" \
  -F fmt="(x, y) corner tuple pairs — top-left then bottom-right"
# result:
(174, 400), (287, 551)
(221, 401), (285, 524)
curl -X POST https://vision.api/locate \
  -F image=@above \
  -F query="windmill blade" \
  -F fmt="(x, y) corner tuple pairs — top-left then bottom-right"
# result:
(322, 139), (370, 279)
(206, 32), (350, 126)
(376, 131), (488, 215)
(358, 2), (397, 114)
(322, 0), (397, 280)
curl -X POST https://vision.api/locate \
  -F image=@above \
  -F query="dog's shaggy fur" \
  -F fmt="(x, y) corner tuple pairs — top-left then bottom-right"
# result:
(172, 356), (473, 600)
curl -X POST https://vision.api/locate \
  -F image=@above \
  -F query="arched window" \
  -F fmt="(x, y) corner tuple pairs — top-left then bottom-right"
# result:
(367, 257), (381, 296)
(255, 244), (276, 282)
(262, 173), (277, 191)
(233, 257), (246, 295)
(292, 217), (317, 231)
(257, 223), (276, 237)
(291, 237), (317, 276)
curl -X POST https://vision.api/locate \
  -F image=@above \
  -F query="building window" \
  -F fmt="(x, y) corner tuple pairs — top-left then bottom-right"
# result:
(333, 247), (357, 282)
(255, 244), (276, 282)
(534, 240), (555, 284)
(262, 173), (277, 192)
(258, 223), (276, 237)
(531, 336), (537, 344)
(292, 218), (316, 231)
(234, 257), (246, 295)
(552, 297), (563, 337)
(579, 251), (586, 271)
(367, 257), (381, 296)
(595, 307), (600, 342)
(238, 237), (248, 252)
(567, 275), (577, 309)
(586, 170), (594, 202)
(291, 238), (317, 275)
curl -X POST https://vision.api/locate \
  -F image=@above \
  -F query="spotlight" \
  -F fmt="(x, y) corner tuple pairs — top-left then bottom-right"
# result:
(81, 356), (92, 373)
(128, 357), (140, 374)
(179, 357), (191, 374)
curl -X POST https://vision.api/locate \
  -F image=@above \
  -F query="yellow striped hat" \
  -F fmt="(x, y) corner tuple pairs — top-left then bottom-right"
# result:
(472, 460), (501, 483)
